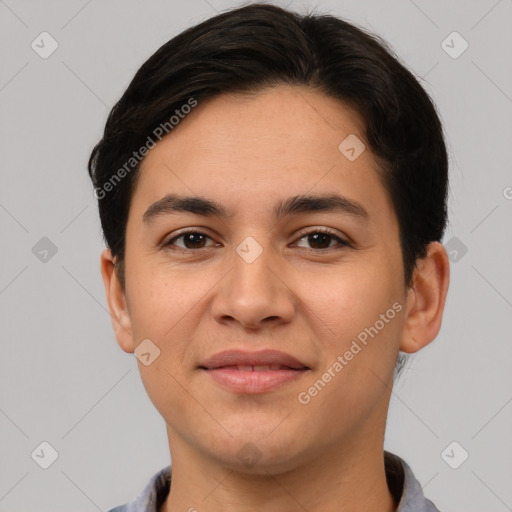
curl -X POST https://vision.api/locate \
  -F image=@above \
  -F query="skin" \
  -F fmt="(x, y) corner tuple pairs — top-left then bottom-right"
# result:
(100, 85), (450, 512)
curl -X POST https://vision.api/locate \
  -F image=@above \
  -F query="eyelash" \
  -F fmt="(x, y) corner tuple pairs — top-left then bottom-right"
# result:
(162, 227), (352, 253)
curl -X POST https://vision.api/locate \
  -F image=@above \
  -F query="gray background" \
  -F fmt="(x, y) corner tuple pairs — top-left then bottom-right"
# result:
(1, 0), (511, 510)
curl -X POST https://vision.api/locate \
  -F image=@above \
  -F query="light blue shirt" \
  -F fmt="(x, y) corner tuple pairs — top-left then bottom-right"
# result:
(107, 452), (440, 511)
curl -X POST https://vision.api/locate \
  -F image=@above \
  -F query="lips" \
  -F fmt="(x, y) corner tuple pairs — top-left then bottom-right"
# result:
(199, 349), (310, 393)
(199, 349), (309, 370)
(219, 364), (294, 371)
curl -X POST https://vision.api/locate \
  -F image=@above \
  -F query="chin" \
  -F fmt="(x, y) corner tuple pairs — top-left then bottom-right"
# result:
(207, 434), (310, 476)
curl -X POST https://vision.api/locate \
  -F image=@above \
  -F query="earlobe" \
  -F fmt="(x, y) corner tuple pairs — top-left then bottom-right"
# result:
(399, 242), (450, 354)
(100, 248), (135, 354)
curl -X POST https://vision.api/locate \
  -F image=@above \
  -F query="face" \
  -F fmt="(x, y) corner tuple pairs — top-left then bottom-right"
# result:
(107, 85), (412, 474)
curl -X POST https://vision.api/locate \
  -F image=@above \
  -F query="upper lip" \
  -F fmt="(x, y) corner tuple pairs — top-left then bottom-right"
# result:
(199, 349), (309, 370)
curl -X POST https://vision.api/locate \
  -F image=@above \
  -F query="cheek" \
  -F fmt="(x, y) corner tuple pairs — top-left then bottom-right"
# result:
(300, 283), (403, 429)
(308, 259), (399, 342)
(128, 277), (201, 420)
(302, 256), (404, 412)
(127, 264), (201, 341)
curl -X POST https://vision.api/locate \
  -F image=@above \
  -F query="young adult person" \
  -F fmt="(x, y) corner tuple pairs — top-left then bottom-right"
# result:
(89, 4), (450, 511)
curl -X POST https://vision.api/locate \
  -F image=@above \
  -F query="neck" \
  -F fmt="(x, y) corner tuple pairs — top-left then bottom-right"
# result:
(160, 424), (396, 512)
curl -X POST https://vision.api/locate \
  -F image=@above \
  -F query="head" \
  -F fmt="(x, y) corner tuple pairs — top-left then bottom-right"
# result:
(90, 3), (449, 473)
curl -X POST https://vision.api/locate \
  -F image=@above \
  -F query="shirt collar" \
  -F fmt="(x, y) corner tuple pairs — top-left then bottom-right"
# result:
(385, 452), (441, 511)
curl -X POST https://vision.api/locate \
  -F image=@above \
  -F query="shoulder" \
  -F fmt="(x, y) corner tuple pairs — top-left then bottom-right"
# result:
(385, 452), (441, 512)
(105, 465), (172, 512)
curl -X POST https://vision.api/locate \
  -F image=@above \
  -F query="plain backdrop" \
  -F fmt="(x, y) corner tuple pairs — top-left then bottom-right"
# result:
(1, 0), (511, 511)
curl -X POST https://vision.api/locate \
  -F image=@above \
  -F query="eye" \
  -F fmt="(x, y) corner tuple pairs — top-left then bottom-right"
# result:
(294, 228), (351, 251)
(162, 228), (352, 252)
(164, 231), (216, 250)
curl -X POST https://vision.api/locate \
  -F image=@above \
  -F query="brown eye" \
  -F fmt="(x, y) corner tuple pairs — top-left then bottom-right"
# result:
(295, 229), (350, 251)
(306, 232), (335, 249)
(165, 232), (214, 250)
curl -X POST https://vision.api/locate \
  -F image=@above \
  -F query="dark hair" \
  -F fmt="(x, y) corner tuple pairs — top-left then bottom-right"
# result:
(88, 2), (448, 299)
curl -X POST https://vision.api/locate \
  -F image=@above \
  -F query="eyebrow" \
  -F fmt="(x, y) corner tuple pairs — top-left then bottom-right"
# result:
(142, 193), (369, 225)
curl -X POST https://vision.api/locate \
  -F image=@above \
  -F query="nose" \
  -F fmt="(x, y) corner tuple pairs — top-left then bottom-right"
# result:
(211, 239), (296, 330)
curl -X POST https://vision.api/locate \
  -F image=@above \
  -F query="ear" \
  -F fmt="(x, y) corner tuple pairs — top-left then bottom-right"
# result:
(100, 248), (135, 353)
(400, 241), (450, 353)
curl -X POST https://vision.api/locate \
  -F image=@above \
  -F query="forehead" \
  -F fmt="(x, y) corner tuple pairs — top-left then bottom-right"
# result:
(129, 85), (394, 226)
(148, 85), (368, 164)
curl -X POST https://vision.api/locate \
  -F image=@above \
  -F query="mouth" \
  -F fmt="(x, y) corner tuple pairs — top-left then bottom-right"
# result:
(200, 366), (308, 394)
(199, 348), (309, 371)
(198, 350), (310, 394)
(201, 364), (306, 371)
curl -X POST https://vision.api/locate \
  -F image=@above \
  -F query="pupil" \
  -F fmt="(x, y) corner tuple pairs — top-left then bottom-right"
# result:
(185, 233), (205, 248)
(309, 233), (330, 249)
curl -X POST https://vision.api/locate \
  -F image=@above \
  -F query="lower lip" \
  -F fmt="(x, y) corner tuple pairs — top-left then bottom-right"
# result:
(202, 368), (308, 394)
